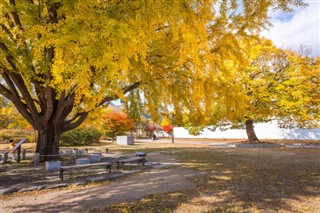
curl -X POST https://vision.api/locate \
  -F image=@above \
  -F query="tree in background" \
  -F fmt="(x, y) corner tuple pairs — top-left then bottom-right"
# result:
(161, 116), (171, 127)
(0, 0), (305, 158)
(145, 124), (157, 138)
(162, 124), (173, 136)
(183, 39), (320, 142)
(0, 101), (32, 130)
(160, 116), (174, 137)
(236, 44), (320, 142)
(102, 111), (134, 142)
(0, 96), (8, 129)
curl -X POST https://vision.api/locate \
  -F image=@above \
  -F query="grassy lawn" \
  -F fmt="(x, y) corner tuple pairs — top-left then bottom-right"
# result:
(99, 146), (320, 213)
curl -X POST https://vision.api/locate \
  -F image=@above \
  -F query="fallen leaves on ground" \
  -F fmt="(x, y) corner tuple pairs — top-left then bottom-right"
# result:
(98, 147), (320, 212)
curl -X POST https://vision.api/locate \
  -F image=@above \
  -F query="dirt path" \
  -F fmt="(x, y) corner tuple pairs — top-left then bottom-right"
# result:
(2, 154), (199, 212)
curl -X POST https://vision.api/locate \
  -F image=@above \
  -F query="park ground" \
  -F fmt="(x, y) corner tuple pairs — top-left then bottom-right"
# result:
(1, 140), (320, 212)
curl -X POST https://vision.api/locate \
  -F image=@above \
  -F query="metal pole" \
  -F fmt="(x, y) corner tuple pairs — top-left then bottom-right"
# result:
(17, 146), (21, 163)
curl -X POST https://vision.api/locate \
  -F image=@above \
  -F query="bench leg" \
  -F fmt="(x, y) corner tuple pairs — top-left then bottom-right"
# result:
(106, 164), (112, 173)
(118, 163), (125, 170)
(59, 169), (64, 181)
(117, 162), (125, 170)
(121, 163), (125, 170)
(138, 158), (145, 166)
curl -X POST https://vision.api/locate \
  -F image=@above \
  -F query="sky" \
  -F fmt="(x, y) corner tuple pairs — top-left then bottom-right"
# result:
(261, 0), (320, 57)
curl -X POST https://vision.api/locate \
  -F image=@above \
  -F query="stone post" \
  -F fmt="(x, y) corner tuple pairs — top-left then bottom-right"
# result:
(68, 151), (73, 163)
(2, 152), (8, 164)
(74, 149), (79, 158)
(34, 153), (40, 166)
(22, 149), (27, 160)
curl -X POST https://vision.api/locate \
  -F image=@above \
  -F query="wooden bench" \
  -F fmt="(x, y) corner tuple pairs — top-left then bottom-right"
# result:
(116, 157), (145, 170)
(59, 162), (112, 181)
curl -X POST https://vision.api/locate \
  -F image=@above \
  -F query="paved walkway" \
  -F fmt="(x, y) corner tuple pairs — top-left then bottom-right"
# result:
(1, 153), (201, 212)
(2, 167), (197, 212)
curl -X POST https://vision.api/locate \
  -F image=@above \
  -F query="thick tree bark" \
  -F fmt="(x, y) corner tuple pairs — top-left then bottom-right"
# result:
(245, 119), (260, 143)
(36, 122), (61, 161)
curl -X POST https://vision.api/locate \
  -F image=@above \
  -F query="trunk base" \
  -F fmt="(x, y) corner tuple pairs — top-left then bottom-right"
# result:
(36, 127), (60, 162)
(245, 119), (260, 143)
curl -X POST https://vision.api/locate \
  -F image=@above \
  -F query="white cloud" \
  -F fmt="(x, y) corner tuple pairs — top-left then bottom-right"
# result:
(261, 1), (320, 57)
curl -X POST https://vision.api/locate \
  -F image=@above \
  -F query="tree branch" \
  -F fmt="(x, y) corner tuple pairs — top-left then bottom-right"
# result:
(6, 71), (39, 116)
(0, 24), (14, 40)
(54, 91), (75, 123)
(1, 72), (34, 125)
(98, 81), (141, 107)
(0, 83), (13, 100)
(9, 0), (23, 30)
(61, 112), (88, 132)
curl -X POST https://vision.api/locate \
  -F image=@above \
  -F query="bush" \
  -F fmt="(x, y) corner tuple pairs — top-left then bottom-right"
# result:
(0, 129), (36, 143)
(60, 127), (102, 147)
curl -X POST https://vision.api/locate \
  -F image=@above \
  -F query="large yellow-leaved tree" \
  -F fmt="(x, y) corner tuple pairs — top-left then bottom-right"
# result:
(228, 41), (319, 142)
(182, 38), (320, 142)
(0, 0), (304, 159)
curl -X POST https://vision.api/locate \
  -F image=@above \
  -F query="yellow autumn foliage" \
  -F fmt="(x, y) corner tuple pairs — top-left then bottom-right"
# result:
(0, 0), (308, 152)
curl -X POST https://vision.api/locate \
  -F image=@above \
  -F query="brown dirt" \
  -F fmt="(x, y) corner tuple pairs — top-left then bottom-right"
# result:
(1, 141), (319, 212)
(1, 152), (201, 212)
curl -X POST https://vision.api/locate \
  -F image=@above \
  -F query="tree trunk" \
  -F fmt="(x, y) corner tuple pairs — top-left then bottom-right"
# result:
(245, 119), (260, 143)
(36, 123), (61, 161)
(112, 132), (115, 143)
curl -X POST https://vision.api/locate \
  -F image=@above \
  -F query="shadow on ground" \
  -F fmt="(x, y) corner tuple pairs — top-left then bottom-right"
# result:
(174, 148), (320, 212)
(2, 146), (320, 212)
(3, 154), (197, 213)
(97, 148), (320, 212)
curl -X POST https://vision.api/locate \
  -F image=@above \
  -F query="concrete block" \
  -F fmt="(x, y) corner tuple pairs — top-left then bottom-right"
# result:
(76, 158), (90, 165)
(34, 153), (40, 166)
(73, 180), (87, 186)
(89, 154), (101, 163)
(116, 136), (134, 145)
(0, 187), (19, 195)
(85, 176), (107, 183)
(75, 149), (86, 157)
(45, 161), (61, 171)
(2, 152), (8, 164)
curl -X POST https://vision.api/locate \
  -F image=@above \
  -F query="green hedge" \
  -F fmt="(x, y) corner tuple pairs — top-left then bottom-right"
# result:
(60, 127), (102, 147)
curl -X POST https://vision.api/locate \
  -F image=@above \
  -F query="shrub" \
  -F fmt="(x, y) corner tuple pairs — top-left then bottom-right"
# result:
(60, 127), (102, 147)
(0, 129), (36, 143)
